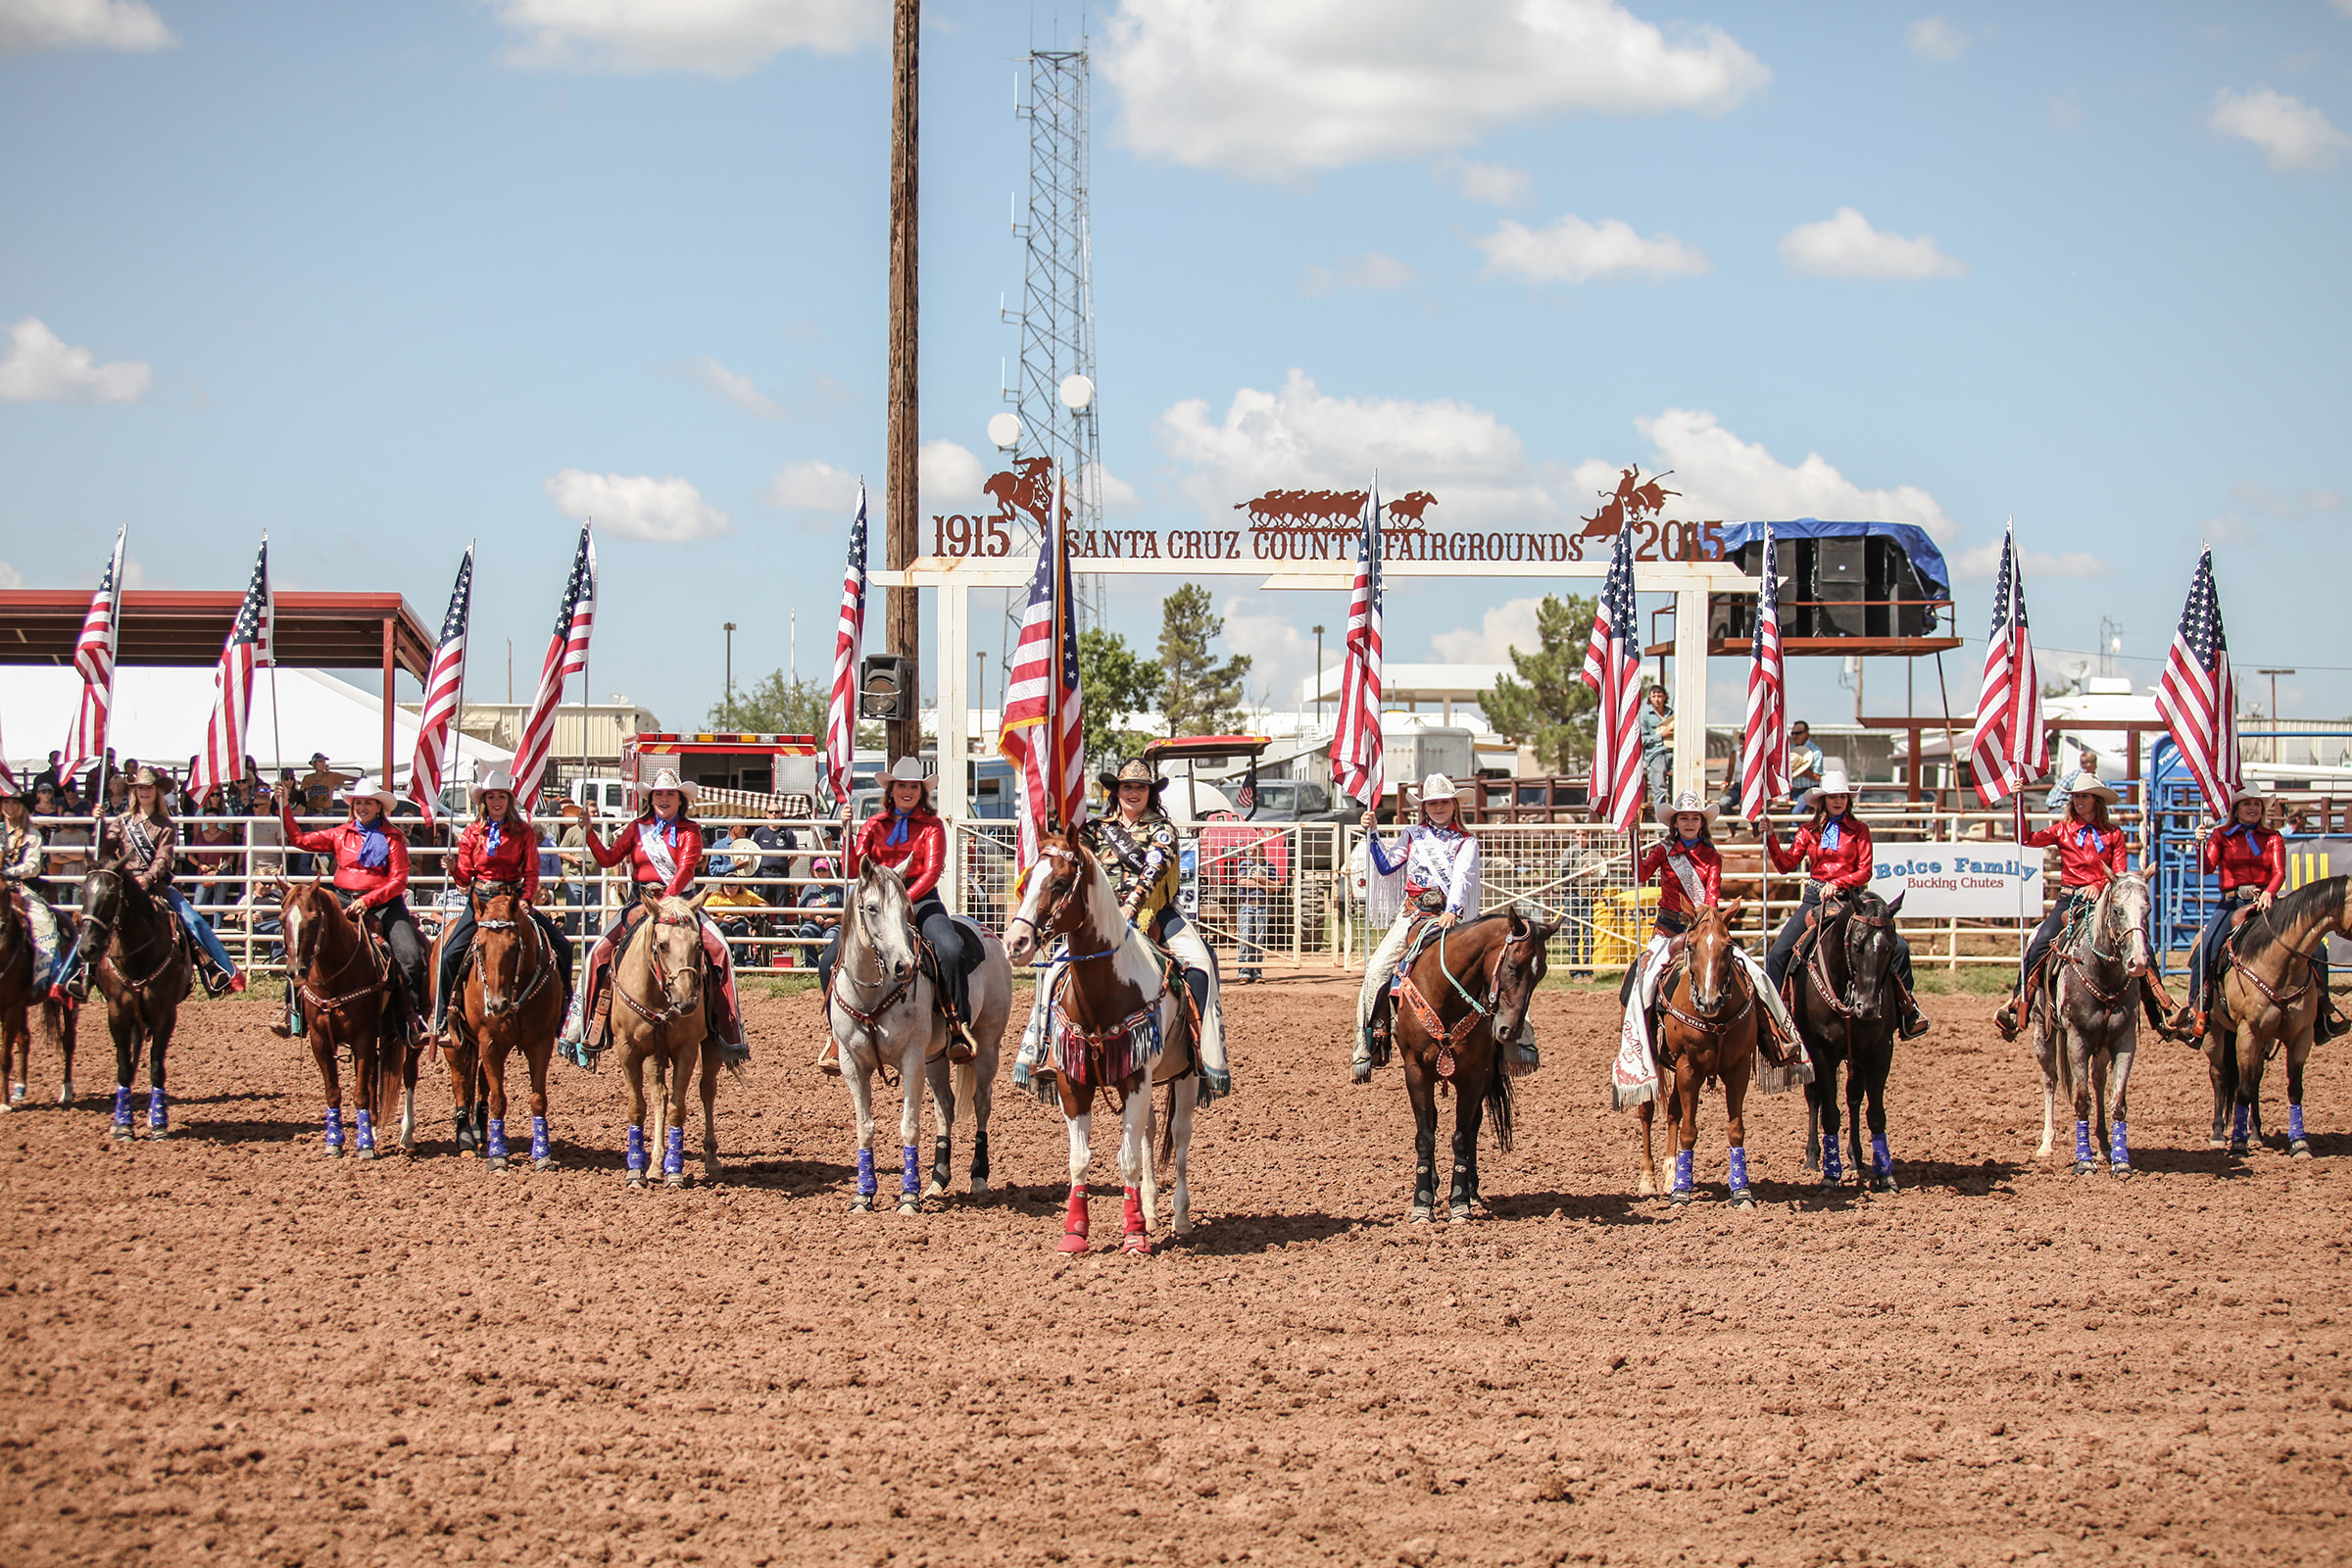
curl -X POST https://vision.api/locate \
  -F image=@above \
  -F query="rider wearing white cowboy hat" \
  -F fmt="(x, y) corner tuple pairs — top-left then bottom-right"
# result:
(1757, 766), (1930, 1041)
(817, 756), (978, 1071)
(3, 780), (70, 998)
(270, 775), (424, 1038)
(1354, 773), (1488, 1082)
(429, 764), (574, 1047)
(559, 765), (749, 1064)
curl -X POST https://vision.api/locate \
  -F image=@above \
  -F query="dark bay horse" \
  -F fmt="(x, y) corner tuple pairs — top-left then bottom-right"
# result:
(277, 879), (418, 1158)
(1637, 903), (1762, 1208)
(72, 852), (191, 1140)
(1791, 889), (1906, 1192)
(440, 881), (564, 1173)
(1386, 910), (1553, 1223)
(0, 879), (75, 1111)
(2201, 874), (2349, 1159)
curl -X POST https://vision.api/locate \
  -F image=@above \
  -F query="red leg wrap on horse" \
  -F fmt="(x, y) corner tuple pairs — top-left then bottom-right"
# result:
(1063, 1183), (1089, 1237)
(1123, 1187), (1145, 1235)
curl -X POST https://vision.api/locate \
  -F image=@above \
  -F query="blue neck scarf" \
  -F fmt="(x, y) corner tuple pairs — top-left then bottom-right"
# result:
(2073, 822), (2104, 850)
(885, 805), (914, 847)
(485, 820), (503, 856)
(1821, 815), (1842, 852)
(355, 815), (390, 870)
(2224, 821), (2260, 845)
(1678, 829), (1701, 846)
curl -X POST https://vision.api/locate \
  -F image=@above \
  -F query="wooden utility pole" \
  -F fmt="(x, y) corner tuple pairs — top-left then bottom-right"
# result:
(885, 0), (921, 764)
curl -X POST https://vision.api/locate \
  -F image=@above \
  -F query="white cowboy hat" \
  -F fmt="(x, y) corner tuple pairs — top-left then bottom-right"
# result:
(639, 767), (700, 806)
(1664, 790), (1720, 824)
(344, 777), (400, 813)
(1417, 773), (1468, 801)
(2065, 774), (2122, 806)
(882, 756), (937, 791)
(1802, 766), (1856, 808)
(467, 765), (520, 804)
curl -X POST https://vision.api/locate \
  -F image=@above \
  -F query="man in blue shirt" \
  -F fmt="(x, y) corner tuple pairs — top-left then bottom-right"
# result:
(1639, 688), (1674, 817)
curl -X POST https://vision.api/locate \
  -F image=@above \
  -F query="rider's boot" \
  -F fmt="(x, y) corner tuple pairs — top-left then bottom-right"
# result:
(590, 982), (613, 1048)
(1897, 994), (1930, 1041)
(947, 1015), (976, 1065)
(1993, 959), (2040, 1042)
(1352, 1006), (1389, 1086)
(814, 1035), (842, 1075)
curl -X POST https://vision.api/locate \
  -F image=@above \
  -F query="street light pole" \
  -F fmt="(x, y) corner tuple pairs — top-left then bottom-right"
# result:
(1311, 624), (1325, 725)
(723, 621), (737, 726)
(2258, 668), (2296, 762)
(975, 652), (988, 753)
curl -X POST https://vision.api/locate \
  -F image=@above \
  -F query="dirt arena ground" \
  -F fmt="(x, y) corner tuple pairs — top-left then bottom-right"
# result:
(2, 977), (2348, 1568)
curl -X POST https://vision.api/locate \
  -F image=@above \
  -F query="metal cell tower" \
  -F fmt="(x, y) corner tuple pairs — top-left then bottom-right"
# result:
(1002, 44), (1103, 624)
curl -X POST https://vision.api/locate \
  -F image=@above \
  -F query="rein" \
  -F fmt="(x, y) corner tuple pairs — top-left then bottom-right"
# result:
(290, 895), (388, 1016)
(615, 912), (704, 1027)
(84, 871), (181, 1000)
(1655, 947), (1755, 1039)
(470, 887), (553, 1013)
(825, 878), (915, 1032)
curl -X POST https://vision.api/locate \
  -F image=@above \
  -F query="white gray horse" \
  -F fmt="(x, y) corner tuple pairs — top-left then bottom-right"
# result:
(826, 859), (1012, 1213)
(2032, 870), (2154, 1177)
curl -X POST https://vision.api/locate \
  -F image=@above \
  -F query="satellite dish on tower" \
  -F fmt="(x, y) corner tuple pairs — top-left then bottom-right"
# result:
(1058, 374), (1095, 412)
(987, 412), (1022, 449)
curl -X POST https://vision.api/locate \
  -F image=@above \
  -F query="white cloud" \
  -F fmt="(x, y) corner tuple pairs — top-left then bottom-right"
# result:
(544, 469), (731, 543)
(1905, 16), (1968, 61)
(0, 0), (173, 55)
(1433, 156), (1533, 207)
(2208, 85), (2350, 172)
(758, 459), (862, 514)
(1299, 252), (1418, 296)
(0, 317), (153, 403)
(918, 438), (986, 507)
(488, 0), (879, 77)
(1216, 597), (1313, 714)
(678, 356), (783, 418)
(2227, 479), (2343, 518)
(1952, 543), (2112, 581)
(1779, 207), (1968, 279)
(2048, 91), (2085, 131)
(2204, 512), (2260, 547)
(1432, 598), (1544, 664)
(1623, 408), (1958, 541)
(1102, 0), (1768, 181)
(0, 557), (23, 589)
(1473, 214), (1710, 285)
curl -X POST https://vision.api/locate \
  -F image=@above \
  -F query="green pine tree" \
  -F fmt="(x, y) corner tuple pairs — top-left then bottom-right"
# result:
(1482, 593), (1600, 773)
(1156, 584), (1252, 737)
(1077, 627), (1164, 766)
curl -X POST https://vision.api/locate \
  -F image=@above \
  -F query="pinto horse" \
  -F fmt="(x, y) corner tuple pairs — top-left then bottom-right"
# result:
(1386, 910), (1552, 1222)
(2200, 874), (2349, 1159)
(440, 881), (564, 1173)
(72, 851), (191, 1140)
(610, 891), (726, 1189)
(1791, 889), (1906, 1193)
(1004, 830), (1201, 1255)
(0, 879), (75, 1111)
(2031, 871), (2153, 1176)
(1636, 903), (1762, 1207)
(276, 878), (419, 1158)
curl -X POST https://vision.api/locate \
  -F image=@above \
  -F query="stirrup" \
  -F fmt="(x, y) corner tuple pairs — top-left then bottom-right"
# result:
(1992, 1001), (2019, 1042)
(947, 1018), (976, 1064)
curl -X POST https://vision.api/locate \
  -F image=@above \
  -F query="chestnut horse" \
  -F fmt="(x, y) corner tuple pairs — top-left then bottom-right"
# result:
(440, 881), (564, 1173)
(2199, 874), (2349, 1159)
(72, 851), (191, 1140)
(1635, 904), (1763, 1207)
(1386, 910), (1553, 1223)
(610, 890), (726, 1189)
(1004, 830), (1201, 1255)
(276, 878), (418, 1158)
(0, 879), (75, 1111)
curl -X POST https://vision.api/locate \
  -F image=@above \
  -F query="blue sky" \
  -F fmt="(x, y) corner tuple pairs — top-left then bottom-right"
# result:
(3, 0), (2348, 736)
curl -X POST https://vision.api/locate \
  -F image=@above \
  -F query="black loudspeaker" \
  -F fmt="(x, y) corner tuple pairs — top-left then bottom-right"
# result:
(858, 655), (916, 721)
(1812, 537), (1867, 637)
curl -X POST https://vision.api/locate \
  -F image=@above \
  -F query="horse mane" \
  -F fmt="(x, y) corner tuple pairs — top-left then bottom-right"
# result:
(2238, 875), (2348, 965)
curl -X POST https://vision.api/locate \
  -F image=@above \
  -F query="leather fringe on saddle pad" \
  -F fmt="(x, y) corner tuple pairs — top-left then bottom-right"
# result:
(1753, 1044), (1814, 1098)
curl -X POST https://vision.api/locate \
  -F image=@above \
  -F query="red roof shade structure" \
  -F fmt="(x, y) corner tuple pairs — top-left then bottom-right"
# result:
(0, 590), (435, 780)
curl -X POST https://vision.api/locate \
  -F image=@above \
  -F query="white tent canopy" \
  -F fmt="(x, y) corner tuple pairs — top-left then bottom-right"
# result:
(2, 667), (512, 788)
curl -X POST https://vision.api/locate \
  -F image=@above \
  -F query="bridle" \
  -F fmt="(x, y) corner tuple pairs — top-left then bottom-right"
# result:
(1398, 919), (1544, 1078)
(284, 885), (386, 1018)
(1656, 915), (1755, 1039)
(2063, 874), (2149, 1009)
(1005, 843), (1092, 953)
(615, 906), (705, 1026)
(80, 864), (179, 1000)
(1803, 897), (1895, 1022)
(469, 881), (552, 1017)
(827, 869), (917, 1030)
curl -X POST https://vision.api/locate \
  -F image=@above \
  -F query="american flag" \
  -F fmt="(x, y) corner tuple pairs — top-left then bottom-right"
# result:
(406, 546), (475, 823)
(2153, 546), (2240, 818)
(999, 466), (1084, 868)
(190, 539), (273, 801)
(1966, 522), (2047, 807)
(1739, 520), (1789, 819)
(1328, 482), (1384, 808)
(822, 482), (868, 806)
(1579, 514), (1645, 831)
(58, 526), (126, 781)
(511, 524), (598, 814)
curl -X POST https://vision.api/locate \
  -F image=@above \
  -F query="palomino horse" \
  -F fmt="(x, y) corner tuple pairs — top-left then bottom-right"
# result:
(1003, 830), (1200, 1255)
(276, 878), (419, 1158)
(1383, 910), (1552, 1222)
(72, 850), (191, 1140)
(2201, 874), (2348, 1159)
(2030, 871), (2153, 1177)
(440, 881), (564, 1173)
(1636, 903), (1764, 1208)
(826, 858), (1012, 1213)
(1791, 889), (1907, 1192)
(0, 878), (75, 1111)
(610, 891), (727, 1188)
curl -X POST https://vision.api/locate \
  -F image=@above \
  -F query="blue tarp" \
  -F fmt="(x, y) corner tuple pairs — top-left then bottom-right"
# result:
(1719, 518), (1951, 603)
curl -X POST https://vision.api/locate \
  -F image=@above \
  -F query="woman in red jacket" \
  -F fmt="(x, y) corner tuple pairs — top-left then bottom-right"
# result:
(816, 757), (972, 1073)
(557, 769), (745, 1063)
(1759, 769), (1928, 1039)
(429, 766), (574, 1038)
(1993, 776), (2180, 1040)
(273, 777), (426, 1040)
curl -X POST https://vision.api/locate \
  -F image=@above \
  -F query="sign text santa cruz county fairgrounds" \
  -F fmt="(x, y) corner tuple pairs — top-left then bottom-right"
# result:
(1870, 845), (2045, 920)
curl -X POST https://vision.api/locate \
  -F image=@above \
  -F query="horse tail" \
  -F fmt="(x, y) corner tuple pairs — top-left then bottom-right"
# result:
(1486, 1064), (1515, 1154)
(953, 1055), (978, 1120)
(1155, 1081), (1175, 1174)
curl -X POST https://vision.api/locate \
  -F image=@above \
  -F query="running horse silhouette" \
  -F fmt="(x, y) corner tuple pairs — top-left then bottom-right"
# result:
(1386, 491), (1439, 526)
(983, 457), (1057, 527)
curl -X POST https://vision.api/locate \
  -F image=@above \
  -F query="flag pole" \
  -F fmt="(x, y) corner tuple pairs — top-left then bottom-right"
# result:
(265, 529), (283, 797)
(447, 543), (475, 825)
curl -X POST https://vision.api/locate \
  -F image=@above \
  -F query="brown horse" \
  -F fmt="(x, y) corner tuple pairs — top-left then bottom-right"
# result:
(2201, 874), (2349, 1159)
(276, 879), (418, 1159)
(72, 851), (191, 1140)
(1636, 904), (1760, 1207)
(1388, 911), (1553, 1222)
(0, 879), (75, 1111)
(440, 881), (564, 1173)
(610, 890), (725, 1188)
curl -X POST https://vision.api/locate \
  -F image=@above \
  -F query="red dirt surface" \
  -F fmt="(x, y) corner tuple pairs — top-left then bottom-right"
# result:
(2, 982), (2348, 1567)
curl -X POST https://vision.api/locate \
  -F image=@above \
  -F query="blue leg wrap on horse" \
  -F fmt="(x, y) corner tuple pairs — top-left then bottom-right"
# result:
(2111, 1121), (2129, 1166)
(1822, 1142), (1843, 1182)
(113, 1087), (132, 1129)
(1672, 1148), (1693, 1193)
(2289, 1105), (2306, 1143)
(626, 1124), (647, 1173)
(323, 1107), (343, 1149)
(663, 1125), (685, 1177)
(902, 1145), (920, 1195)
(148, 1090), (168, 1131)
(1872, 1136), (1891, 1177)
(1727, 1148), (1748, 1192)
(2074, 1120), (2094, 1163)
(2232, 1102), (2250, 1142)
(355, 1109), (375, 1153)
(487, 1118), (509, 1161)
(531, 1116), (551, 1162)
(856, 1146), (877, 1196)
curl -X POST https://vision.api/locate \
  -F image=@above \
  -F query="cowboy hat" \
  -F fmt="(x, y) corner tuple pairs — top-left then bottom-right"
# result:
(1416, 772), (1469, 802)
(1664, 789), (1720, 824)
(2064, 774), (2122, 807)
(344, 777), (400, 813)
(881, 756), (936, 791)
(1098, 757), (1168, 798)
(1802, 766), (1856, 808)
(638, 766), (700, 806)
(467, 765), (521, 805)
(128, 765), (167, 789)
(2221, 782), (2268, 811)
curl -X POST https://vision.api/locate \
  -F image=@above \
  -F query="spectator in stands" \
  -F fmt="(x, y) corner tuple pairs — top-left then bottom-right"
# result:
(32, 752), (63, 796)
(1233, 833), (1284, 984)
(556, 802), (592, 936)
(188, 789), (240, 924)
(300, 754), (353, 814)
(1786, 722), (1825, 808)
(748, 805), (796, 904)
(705, 822), (737, 879)
(781, 857), (844, 968)
(1640, 687), (1675, 815)
(2045, 745), (2100, 813)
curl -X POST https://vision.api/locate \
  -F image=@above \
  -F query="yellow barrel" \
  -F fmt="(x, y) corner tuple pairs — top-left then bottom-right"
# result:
(1592, 886), (1661, 968)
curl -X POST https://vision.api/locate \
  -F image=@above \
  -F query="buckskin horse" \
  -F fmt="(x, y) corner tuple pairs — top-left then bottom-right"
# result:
(826, 858), (1012, 1213)
(609, 890), (728, 1189)
(0, 878), (75, 1111)
(439, 881), (565, 1173)
(1790, 888), (1907, 1192)
(1003, 829), (1202, 1255)
(2198, 874), (2348, 1159)
(2030, 871), (2154, 1177)
(276, 877), (418, 1158)
(1381, 909), (1552, 1223)
(73, 845), (192, 1140)
(1636, 903), (1770, 1208)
